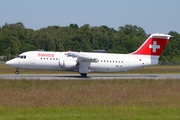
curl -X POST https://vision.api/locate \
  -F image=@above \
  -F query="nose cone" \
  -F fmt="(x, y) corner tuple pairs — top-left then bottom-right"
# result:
(6, 61), (9, 65)
(5, 59), (18, 68)
(6, 60), (12, 66)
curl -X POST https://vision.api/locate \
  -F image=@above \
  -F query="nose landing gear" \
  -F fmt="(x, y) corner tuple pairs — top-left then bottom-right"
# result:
(15, 68), (19, 74)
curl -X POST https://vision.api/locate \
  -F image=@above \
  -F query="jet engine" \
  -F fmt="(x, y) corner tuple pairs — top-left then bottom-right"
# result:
(59, 59), (77, 68)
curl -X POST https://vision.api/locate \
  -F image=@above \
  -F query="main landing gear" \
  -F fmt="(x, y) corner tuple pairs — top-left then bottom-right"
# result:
(80, 73), (87, 77)
(15, 68), (19, 74)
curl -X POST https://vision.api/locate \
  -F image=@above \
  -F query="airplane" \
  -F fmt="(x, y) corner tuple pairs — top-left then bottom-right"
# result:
(6, 33), (171, 77)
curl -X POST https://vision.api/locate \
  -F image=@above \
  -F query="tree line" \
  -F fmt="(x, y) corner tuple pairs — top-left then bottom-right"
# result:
(0, 22), (180, 62)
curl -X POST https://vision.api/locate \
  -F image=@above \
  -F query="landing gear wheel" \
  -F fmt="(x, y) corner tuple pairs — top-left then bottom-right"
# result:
(15, 68), (19, 74)
(15, 71), (19, 74)
(80, 73), (87, 77)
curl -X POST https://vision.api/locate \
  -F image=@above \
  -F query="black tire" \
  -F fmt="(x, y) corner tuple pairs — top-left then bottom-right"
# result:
(80, 73), (87, 77)
(15, 71), (19, 74)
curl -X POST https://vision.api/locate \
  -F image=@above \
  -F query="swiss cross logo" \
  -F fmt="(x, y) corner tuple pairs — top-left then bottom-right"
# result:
(149, 41), (160, 53)
(133, 35), (169, 56)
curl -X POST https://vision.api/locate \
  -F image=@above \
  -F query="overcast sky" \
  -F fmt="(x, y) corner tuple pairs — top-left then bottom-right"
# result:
(0, 0), (179, 34)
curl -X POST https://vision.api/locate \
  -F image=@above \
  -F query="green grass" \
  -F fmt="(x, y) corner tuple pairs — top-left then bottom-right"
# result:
(1, 62), (180, 119)
(0, 106), (179, 120)
(0, 79), (180, 119)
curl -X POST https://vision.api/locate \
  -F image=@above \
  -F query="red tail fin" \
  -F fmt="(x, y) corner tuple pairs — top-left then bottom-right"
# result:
(132, 34), (171, 56)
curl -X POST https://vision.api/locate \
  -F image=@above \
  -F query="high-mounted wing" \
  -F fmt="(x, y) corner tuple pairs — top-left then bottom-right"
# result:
(67, 52), (98, 62)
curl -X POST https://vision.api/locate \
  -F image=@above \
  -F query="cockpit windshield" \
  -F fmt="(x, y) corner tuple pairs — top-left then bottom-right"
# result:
(17, 55), (26, 59)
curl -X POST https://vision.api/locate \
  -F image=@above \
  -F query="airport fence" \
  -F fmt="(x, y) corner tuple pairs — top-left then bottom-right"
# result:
(159, 61), (180, 65)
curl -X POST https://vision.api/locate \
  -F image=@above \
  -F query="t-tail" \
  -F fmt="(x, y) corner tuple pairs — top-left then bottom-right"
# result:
(129, 33), (171, 67)
(132, 33), (171, 57)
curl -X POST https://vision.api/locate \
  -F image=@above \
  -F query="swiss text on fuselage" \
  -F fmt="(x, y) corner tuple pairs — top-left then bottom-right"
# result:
(38, 53), (54, 57)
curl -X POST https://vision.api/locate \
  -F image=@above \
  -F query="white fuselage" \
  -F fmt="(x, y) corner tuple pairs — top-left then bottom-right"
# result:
(7, 51), (158, 73)
(5, 33), (171, 76)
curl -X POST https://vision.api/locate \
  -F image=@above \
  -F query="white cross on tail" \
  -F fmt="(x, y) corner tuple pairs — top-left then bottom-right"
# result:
(149, 41), (160, 52)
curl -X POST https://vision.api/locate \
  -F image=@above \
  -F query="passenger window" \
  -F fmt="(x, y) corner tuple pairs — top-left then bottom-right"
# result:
(24, 56), (26, 59)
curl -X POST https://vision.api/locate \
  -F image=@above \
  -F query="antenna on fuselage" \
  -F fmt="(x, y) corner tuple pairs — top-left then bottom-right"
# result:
(36, 49), (44, 51)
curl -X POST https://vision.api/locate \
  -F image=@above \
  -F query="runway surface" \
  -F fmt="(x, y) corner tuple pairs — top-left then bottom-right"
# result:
(0, 74), (179, 80)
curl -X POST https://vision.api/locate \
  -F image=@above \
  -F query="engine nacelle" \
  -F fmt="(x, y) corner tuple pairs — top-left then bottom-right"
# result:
(59, 59), (77, 68)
